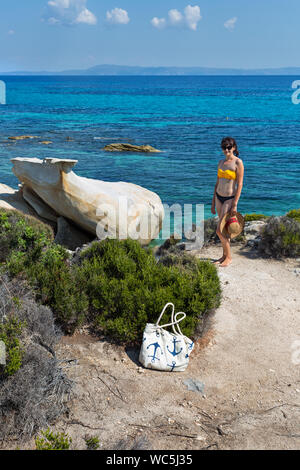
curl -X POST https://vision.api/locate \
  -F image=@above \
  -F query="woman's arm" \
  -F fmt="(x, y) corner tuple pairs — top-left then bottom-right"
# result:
(231, 159), (244, 214)
(211, 178), (219, 214)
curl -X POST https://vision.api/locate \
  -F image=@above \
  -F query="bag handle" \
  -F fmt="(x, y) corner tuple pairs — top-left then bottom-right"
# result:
(155, 303), (186, 335)
(171, 311), (186, 336)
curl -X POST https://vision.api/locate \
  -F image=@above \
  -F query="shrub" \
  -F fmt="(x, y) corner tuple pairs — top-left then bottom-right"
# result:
(78, 239), (221, 343)
(0, 274), (72, 441)
(258, 216), (300, 258)
(5, 243), (89, 333)
(35, 428), (72, 450)
(286, 209), (300, 223)
(85, 435), (100, 450)
(25, 244), (89, 333)
(0, 209), (53, 266)
(0, 314), (25, 377)
(244, 213), (269, 222)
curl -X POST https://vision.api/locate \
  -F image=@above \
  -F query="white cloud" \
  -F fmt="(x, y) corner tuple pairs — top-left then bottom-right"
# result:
(224, 17), (237, 31)
(168, 9), (183, 26)
(151, 17), (166, 29)
(45, 0), (97, 26)
(8, 30), (15, 35)
(184, 5), (202, 31)
(151, 5), (202, 31)
(106, 8), (130, 25)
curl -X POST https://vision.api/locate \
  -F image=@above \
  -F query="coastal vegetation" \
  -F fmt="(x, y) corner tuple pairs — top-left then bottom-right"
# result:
(1, 206), (299, 443)
(0, 273), (72, 441)
(258, 215), (300, 258)
(0, 208), (221, 341)
(35, 429), (72, 450)
(244, 213), (269, 222)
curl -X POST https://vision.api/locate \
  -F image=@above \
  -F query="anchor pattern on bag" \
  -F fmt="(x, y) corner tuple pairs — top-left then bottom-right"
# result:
(147, 342), (163, 363)
(167, 361), (179, 372)
(167, 337), (183, 357)
(185, 341), (194, 358)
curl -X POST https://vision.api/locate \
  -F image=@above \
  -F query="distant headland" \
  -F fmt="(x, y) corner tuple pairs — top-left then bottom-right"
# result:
(1, 64), (300, 76)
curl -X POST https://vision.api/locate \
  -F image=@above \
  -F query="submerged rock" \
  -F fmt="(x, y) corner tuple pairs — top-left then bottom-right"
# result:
(11, 157), (164, 245)
(103, 143), (161, 153)
(8, 135), (38, 140)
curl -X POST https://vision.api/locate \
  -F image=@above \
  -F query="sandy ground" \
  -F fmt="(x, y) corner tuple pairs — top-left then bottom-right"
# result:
(10, 244), (300, 450)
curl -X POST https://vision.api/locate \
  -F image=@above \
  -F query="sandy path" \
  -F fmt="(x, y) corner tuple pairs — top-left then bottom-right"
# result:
(23, 244), (300, 450)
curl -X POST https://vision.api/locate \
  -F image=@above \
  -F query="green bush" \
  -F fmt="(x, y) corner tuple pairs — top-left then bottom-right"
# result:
(78, 239), (221, 343)
(1, 209), (221, 343)
(85, 435), (100, 450)
(35, 428), (72, 450)
(286, 209), (300, 223)
(0, 209), (53, 266)
(24, 244), (89, 333)
(258, 216), (300, 258)
(0, 314), (25, 377)
(244, 213), (269, 222)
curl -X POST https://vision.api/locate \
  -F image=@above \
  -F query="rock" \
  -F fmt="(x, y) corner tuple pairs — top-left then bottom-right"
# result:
(183, 378), (205, 395)
(11, 157), (164, 245)
(22, 185), (58, 222)
(157, 233), (182, 255)
(39, 141), (52, 145)
(103, 143), (161, 153)
(246, 236), (261, 248)
(0, 183), (56, 230)
(54, 216), (94, 251)
(244, 220), (266, 237)
(8, 135), (38, 140)
(244, 221), (266, 249)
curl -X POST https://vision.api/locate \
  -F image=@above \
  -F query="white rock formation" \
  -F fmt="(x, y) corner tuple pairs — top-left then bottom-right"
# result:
(0, 182), (40, 216)
(11, 157), (164, 245)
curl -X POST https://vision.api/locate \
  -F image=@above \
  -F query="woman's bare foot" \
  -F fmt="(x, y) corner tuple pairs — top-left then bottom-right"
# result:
(213, 255), (226, 265)
(220, 257), (232, 267)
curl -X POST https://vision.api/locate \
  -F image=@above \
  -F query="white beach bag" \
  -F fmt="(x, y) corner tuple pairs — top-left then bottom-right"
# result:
(139, 303), (194, 372)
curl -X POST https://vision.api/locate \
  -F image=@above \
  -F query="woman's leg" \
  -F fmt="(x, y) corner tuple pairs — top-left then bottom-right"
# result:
(216, 198), (234, 267)
(214, 197), (226, 264)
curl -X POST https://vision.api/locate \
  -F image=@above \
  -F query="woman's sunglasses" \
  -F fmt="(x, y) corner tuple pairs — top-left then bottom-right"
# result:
(222, 145), (233, 151)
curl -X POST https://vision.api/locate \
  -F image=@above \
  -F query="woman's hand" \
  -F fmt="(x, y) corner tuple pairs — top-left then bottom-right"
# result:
(230, 203), (238, 216)
(211, 203), (216, 215)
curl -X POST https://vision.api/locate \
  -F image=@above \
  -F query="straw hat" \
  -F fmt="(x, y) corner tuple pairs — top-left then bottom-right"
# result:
(219, 212), (245, 239)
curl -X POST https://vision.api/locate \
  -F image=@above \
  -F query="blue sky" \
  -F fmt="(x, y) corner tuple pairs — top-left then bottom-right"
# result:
(1, 0), (300, 72)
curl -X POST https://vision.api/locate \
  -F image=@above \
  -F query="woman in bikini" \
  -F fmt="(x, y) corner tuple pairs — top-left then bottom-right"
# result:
(211, 137), (244, 267)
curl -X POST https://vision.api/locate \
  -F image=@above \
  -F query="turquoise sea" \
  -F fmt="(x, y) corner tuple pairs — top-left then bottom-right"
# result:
(0, 75), (299, 219)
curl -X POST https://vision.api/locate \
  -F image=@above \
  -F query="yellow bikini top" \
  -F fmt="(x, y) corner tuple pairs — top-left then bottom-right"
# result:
(218, 168), (237, 180)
